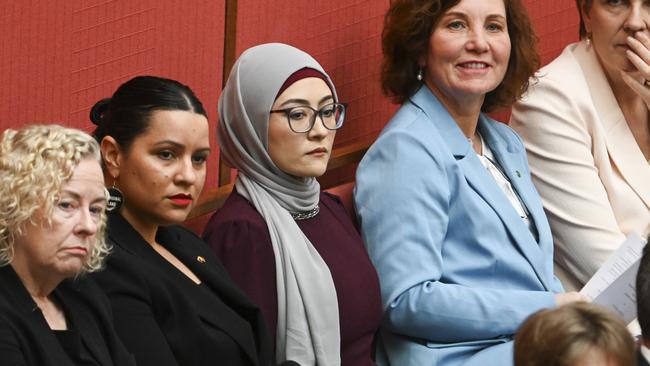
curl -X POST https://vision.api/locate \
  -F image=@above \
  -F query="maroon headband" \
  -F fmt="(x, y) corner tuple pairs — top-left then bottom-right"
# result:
(275, 67), (334, 100)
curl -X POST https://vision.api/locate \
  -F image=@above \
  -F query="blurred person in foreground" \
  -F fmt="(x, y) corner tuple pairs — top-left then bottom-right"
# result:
(514, 302), (636, 366)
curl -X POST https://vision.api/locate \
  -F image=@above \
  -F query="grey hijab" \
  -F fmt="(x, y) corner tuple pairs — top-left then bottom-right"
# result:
(217, 43), (340, 366)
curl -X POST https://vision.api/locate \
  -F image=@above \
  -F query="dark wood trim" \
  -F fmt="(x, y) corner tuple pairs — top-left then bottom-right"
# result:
(326, 134), (376, 171)
(218, 0), (238, 187)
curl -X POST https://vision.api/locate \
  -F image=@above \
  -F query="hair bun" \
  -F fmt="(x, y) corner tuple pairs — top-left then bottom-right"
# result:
(89, 98), (111, 126)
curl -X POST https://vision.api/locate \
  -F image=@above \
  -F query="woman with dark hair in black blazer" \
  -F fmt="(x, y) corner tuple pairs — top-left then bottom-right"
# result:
(89, 75), (279, 366)
(0, 124), (136, 366)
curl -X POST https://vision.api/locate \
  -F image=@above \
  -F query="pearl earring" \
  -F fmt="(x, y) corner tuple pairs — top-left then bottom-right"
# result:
(416, 67), (423, 81)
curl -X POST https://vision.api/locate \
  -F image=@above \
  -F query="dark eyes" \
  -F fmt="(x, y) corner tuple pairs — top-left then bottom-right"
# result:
(58, 201), (74, 211)
(448, 21), (464, 30)
(57, 200), (105, 216)
(486, 23), (504, 32)
(89, 205), (105, 215)
(288, 109), (309, 121)
(158, 150), (174, 160)
(446, 21), (503, 32)
(191, 154), (208, 164)
(321, 106), (336, 118)
(157, 150), (207, 165)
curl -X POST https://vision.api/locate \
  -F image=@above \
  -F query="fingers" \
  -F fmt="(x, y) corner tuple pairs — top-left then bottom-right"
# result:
(554, 291), (589, 307)
(620, 70), (650, 100)
(626, 32), (650, 76)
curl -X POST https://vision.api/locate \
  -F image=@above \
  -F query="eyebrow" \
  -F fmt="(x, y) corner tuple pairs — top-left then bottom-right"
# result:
(442, 11), (506, 22)
(153, 140), (211, 152)
(278, 95), (334, 108)
(61, 190), (107, 204)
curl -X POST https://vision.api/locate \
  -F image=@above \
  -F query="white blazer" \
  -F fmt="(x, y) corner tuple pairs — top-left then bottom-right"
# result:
(510, 40), (650, 290)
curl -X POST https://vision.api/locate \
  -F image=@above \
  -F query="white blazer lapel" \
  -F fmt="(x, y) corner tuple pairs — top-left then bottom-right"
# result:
(574, 43), (650, 209)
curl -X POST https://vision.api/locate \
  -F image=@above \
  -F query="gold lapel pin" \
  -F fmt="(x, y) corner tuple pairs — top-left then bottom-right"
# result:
(197, 256), (206, 263)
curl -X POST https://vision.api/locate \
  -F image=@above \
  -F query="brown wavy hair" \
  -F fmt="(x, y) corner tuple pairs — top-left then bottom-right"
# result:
(381, 0), (539, 112)
(575, 0), (593, 39)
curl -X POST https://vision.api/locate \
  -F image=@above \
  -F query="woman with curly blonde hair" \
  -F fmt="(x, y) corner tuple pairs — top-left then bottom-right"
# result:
(0, 124), (136, 366)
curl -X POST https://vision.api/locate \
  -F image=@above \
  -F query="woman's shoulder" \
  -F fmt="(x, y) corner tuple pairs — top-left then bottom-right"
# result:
(207, 190), (266, 226)
(203, 190), (269, 238)
(528, 42), (590, 94)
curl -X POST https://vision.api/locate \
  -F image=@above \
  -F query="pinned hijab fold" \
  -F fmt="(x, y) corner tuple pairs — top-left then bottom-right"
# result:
(217, 43), (341, 366)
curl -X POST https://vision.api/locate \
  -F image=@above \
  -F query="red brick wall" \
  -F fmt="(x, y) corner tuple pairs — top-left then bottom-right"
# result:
(0, 0), (580, 191)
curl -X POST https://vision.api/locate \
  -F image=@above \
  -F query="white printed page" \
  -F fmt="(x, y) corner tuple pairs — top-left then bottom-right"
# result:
(579, 233), (646, 324)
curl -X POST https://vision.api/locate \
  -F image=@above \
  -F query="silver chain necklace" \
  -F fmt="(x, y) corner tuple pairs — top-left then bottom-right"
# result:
(290, 206), (320, 221)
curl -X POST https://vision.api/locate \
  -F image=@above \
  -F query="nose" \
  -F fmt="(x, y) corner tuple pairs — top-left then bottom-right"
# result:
(174, 157), (198, 185)
(75, 208), (98, 237)
(624, 4), (648, 33)
(308, 114), (329, 140)
(466, 28), (490, 53)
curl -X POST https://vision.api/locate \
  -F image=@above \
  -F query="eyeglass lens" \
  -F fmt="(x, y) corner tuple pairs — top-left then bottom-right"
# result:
(287, 104), (345, 132)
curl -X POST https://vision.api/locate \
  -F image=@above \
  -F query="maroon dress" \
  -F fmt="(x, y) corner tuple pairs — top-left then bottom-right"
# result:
(203, 190), (381, 366)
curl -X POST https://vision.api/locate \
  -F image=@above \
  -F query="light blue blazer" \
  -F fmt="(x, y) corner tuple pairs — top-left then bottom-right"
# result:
(354, 86), (564, 366)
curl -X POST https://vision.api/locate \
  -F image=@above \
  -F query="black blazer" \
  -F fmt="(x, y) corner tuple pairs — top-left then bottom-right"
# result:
(640, 348), (650, 366)
(0, 265), (136, 366)
(92, 214), (273, 366)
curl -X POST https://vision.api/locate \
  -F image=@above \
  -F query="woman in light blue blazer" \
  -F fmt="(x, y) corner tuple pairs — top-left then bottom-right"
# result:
(354, 0), (583, 365)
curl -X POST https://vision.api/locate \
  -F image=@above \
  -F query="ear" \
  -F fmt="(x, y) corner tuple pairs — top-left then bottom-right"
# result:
(100, 136), (122, 180)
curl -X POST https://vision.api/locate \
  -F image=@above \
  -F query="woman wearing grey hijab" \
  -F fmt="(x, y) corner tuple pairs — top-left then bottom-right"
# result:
(203, 43), (381, 366)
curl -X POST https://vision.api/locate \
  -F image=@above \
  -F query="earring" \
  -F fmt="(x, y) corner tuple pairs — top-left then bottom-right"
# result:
(106, 179), (123, 213)
(585, 32), (592, 47)
(416, 66), (424, 81)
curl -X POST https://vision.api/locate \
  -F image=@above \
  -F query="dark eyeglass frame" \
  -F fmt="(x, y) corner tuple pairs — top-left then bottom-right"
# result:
(270, 102), (348, 133)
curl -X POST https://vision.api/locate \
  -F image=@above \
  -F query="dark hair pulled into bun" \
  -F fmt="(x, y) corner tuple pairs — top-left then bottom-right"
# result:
(90, 76), (206, 151)
(89, 98), (111, 126)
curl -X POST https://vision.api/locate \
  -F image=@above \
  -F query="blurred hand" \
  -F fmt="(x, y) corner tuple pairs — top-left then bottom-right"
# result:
(622, 31), (650, 109)
(554, 291), (588, 306)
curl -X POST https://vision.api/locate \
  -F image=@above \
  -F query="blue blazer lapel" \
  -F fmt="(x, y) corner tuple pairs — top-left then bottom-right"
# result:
(411, 87), (552, 290)
(477, 117), (553, 290)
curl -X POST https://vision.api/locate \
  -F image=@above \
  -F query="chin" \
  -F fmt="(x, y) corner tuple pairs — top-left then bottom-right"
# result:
(160, 210), (192, 225)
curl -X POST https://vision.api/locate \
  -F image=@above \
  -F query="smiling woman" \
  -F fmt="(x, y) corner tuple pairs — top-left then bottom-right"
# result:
(89, 76), (278, 366)
(354, 0), (581, 365)
(0, 124), (136, 366)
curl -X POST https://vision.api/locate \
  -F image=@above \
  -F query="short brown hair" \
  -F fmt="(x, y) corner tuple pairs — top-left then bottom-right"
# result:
(514, 303), (635, 366)
(381, 0), (539, 112)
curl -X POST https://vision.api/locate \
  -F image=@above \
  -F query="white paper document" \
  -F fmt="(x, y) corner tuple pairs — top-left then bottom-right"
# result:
(580, 233), (646, 324)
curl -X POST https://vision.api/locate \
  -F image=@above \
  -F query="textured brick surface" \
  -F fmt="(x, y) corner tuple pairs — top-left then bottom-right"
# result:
(1, 0), (580, 191)
(0, 0), (225, 188)
(235, 0), (396, 148)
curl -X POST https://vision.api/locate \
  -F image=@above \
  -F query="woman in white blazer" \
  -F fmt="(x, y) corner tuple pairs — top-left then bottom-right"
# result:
(510, 0), (650, 290)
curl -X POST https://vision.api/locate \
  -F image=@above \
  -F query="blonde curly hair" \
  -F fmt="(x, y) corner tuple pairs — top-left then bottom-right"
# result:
(0, 124), (110, 274)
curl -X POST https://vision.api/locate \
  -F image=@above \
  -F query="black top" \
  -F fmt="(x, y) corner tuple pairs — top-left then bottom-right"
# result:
(54, 327), (100, 366)
(0, 265), (136, 366)
(92, 214), (273, 366)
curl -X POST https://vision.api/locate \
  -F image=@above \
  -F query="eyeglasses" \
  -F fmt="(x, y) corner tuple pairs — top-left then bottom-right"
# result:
(270, 102), (347, 133)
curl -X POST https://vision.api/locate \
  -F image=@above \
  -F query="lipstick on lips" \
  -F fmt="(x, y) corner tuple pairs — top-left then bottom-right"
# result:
(307, 147), (328, 157)
(169, 193), (193, 207)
